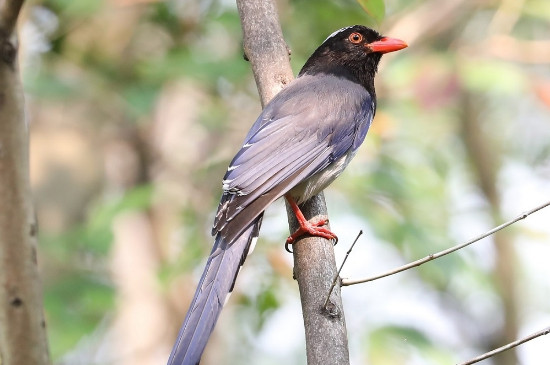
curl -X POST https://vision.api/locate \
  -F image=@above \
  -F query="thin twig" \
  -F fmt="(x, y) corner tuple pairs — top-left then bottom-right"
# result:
(457, 326), (550, 365)
(342, 199), (550, 286)
(324, 230), (362, 308)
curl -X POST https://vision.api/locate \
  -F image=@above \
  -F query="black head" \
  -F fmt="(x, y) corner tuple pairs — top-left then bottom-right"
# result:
(299, 25), (407, 92)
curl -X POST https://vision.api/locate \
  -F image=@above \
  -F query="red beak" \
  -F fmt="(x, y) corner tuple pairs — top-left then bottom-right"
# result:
(367, 37), (408, 54)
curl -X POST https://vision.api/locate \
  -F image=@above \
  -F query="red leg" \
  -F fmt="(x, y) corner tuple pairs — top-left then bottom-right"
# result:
(285, 195), (338, 245)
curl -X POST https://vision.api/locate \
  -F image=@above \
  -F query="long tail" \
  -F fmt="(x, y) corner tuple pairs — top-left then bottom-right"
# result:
(168, 215), (263, 365)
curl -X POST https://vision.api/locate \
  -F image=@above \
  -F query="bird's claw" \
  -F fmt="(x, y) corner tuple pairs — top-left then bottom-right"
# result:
(285, 218), (338, 253)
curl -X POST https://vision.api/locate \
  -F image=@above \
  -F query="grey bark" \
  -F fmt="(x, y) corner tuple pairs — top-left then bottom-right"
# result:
(0, 1), (51, 364)
(235, 1), (350, 364)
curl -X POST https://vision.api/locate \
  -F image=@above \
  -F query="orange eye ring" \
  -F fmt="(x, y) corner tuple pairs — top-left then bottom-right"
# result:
(349, 32), (363, 44)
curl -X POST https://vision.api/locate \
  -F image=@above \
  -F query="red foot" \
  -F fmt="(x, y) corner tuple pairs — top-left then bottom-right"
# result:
(286, 217), (337, 244)
(285, 195), (338, 246)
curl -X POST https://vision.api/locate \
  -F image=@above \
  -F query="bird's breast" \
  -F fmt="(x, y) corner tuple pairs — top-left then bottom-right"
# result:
(288, 149), (358, 205)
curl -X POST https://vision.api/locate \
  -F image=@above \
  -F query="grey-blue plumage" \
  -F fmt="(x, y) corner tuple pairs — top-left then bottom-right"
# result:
(215, 74), (374, 244)
(167, 216), (262, 365)
(167, 25), (406, 365)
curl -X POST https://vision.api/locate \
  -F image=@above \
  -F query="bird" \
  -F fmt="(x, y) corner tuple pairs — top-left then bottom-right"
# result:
(167, 25), (407, 365)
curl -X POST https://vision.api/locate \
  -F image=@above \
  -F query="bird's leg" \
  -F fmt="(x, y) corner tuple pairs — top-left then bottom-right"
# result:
(285, 195), (338, 246)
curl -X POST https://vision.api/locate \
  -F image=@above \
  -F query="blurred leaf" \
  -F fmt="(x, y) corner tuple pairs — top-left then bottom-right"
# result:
(46, 0), (104, 16)
(357, 0), (385, 24)
(45, 274), (114, 358)
(257, 287), (279, 316)
(524, 0), (550, 21)
(237, 278), (281, 332)
(122, 84), (160, 118)
(24, 72), (81, 99)
(368, 325), (455, 364)
(459, 59), (528, 95)
(84, 184), (153, 255)
(136, 48), (249, 86)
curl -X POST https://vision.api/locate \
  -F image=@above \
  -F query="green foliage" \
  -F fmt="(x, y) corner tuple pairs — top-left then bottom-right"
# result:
(26, 0), (550, 363)
(45, 0), (104, 17)
(238, 281), (281, 332)
(85, 185), (153, 254)
(44, 274), (113, 357)
(459, 60), (528, 95)
(357, 0), (386, 24)
(122, 83), (161, 118)
(368, 326), (455, 364)
(39, 185), (152, 359)
(24, 72), (82, 99)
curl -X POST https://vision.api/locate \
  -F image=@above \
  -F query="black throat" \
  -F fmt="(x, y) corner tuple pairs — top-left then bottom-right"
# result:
(298, 50), (381, 101)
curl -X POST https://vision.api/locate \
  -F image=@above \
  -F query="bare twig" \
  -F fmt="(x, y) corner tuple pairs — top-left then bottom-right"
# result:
(458, 326), (550, 365)
(342, 199), (550, 286)
(324, 230), (362, 309)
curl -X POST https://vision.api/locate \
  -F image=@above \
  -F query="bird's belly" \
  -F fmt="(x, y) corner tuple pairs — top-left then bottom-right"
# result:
(288, 150), (357, 204)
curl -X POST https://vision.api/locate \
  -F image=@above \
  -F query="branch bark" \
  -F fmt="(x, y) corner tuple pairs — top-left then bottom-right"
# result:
(0, 1), (51, 364)
(235, 1), (350, 364)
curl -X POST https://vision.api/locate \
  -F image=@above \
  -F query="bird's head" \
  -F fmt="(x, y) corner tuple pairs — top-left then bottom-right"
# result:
(299, 25), (407, 90)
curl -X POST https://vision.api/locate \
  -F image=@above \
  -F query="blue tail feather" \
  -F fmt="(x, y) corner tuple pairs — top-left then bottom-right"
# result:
(168, 216), (263, 365)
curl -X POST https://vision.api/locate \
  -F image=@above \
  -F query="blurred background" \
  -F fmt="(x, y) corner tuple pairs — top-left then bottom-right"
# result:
(17, 0), (550, 364)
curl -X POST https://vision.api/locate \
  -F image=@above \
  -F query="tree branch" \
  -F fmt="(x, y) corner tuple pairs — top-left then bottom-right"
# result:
(236, 0), (293, 106)
(458, 326), (550, 365)
(235, 1), (350, 364)
(0, 1), (51, 363)
(0, 0), (24, 36)
(342, 199), (550, 286)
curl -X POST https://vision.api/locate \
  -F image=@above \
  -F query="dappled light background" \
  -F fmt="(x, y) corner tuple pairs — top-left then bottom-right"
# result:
(19, 0), (550, 364)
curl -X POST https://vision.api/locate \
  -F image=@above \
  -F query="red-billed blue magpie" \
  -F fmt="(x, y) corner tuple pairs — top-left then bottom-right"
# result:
(168, 25), (407, 364)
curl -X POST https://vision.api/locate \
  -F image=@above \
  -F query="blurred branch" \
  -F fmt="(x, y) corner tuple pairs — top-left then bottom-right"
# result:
(387, 0), (550, 65)
(0, 0), (24, 35)
(461, 89), (517, 365)
(236, 1), (350, 364)
(0, 0), (51, 363)
(475, 35), (550, 64)
(458, 326), (550, 365)
(385, 0), (472, 45)
(342, 199), (550, 286)
(488, 0), (524, 35)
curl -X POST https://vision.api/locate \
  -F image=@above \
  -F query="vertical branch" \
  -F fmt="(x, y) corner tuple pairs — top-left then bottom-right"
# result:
(235, 1), (350, 364)
(461, 91), (518, 365)
(0, 0), (24, 36)
(286, 195), (350, 365)
(236, 0), (293, 105)
(0, 1), (51, 364)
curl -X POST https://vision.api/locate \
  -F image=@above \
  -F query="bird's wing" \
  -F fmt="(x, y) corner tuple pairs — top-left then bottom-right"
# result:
(213, 74), (374, 243)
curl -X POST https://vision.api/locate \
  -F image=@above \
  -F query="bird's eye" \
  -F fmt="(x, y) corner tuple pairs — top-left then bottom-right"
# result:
(349, 33), (363, 44)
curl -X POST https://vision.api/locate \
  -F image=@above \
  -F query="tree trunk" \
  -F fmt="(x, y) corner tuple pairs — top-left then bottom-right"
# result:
(0, 0), (51, 363)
